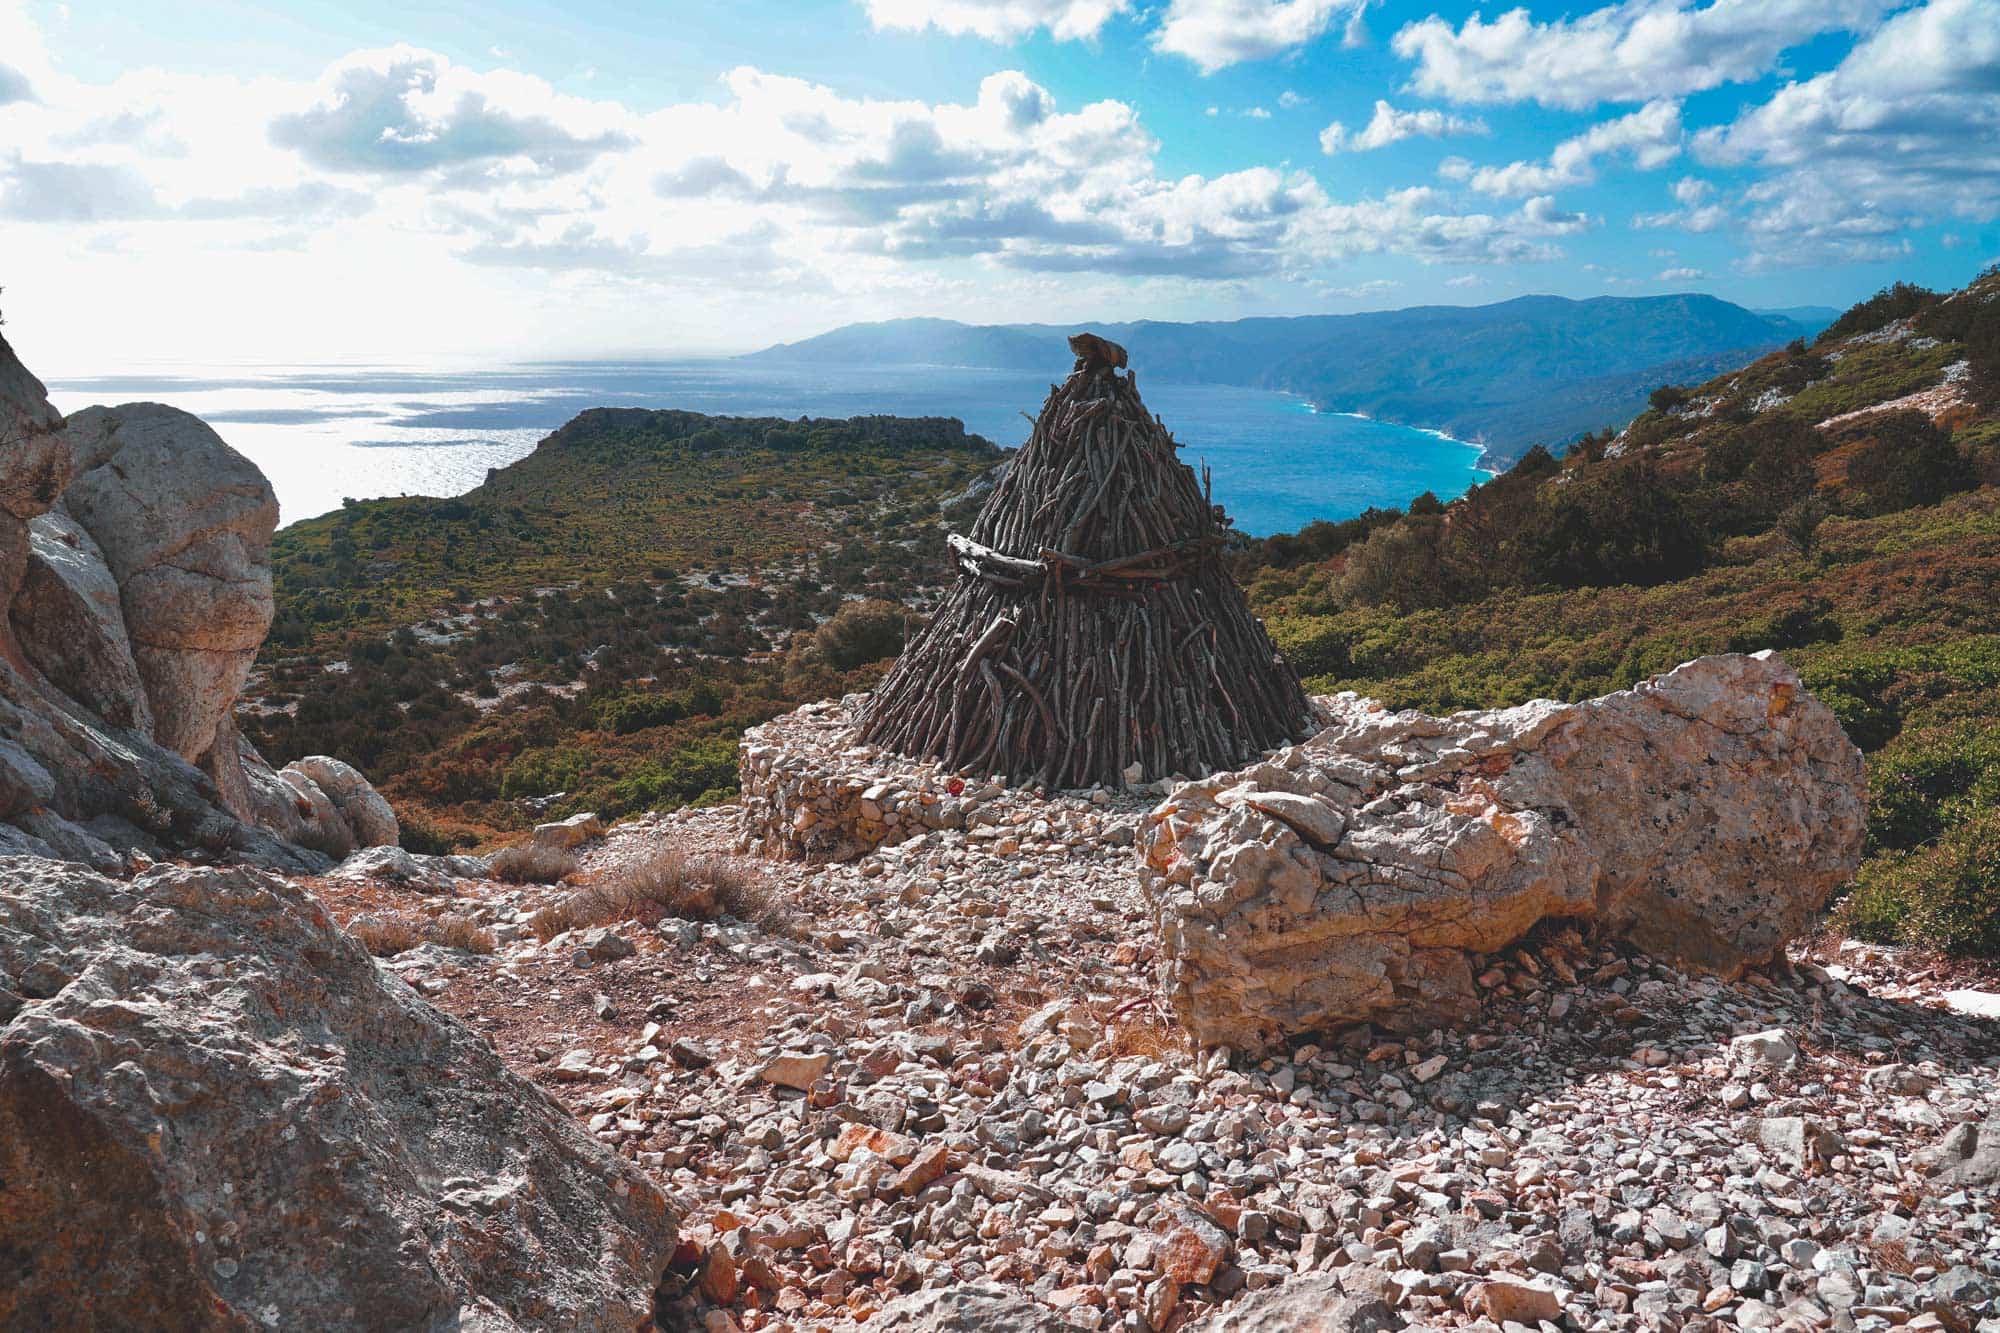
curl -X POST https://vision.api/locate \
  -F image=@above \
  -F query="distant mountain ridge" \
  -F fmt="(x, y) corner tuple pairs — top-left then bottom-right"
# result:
(1754, 306), (1843, 337)
(749, 294), (1810, 463)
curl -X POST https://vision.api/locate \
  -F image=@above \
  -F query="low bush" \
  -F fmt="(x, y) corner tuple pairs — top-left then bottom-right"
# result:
(399, 817), (473, 856)
(349, 911), (496, 957)
(590, 735), (740, 818)
(1844, 412), (1977, 516)
(1519, 460), (1706, 589)
(814, 598), (909, 669)
(1336, 516), (1454, 611)
(1817, 282), (1938, 345)
(1864, 720), (2000, 853)
(1648, 384), (1692, 413)
(529, 845), (783, 940)
(489, 843), (580, 884)
(1836, 807), (2000, 957)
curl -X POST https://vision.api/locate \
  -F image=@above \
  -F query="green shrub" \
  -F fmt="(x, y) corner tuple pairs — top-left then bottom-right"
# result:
(1336, 516), (1456, 611)
(1725, 596), (1842, 655)
(399, 817), (472, 856)
(1800, 635), (2000, 751)
(1836, 808), (2000, 957)
(500, 745), (591, 799)
(596, 690), (689, 734)
(1776, 494), (1832, 555)
(1865, 721), (2000, 852)
(1817, 282), (1938, 345)
(814, 598), (909, 668)
(1269, 615), (1352, 678)
(594, 736), (739, 817)
(1845, 412), (1976, 515)
(1519, 460), (1705, 589)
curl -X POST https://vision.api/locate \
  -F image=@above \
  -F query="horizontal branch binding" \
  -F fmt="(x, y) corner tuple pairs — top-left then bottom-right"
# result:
(946, 531), (1224, 594)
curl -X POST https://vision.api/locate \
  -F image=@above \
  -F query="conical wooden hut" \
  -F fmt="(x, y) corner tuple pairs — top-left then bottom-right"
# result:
(857, 333), (1314, 789)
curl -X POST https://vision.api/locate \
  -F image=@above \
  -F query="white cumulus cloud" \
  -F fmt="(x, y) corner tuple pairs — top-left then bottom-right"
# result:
(1694, 0), (2000, 268)
(860, 0), (1130, 41)
(1632, 175), (1727, 230)
(1465, 99), (1682, 196)
(1319, 100), (1487, 153)
(269, 46), (633, 178)
(1152, 0), (1370, 73)
(1392, 0), (1895, 110)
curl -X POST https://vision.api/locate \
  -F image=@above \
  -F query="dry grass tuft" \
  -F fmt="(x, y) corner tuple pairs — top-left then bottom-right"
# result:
(530, 845), (785, 941)
(489, 843), (580, 884)
(350, 911), (496, 958)
(1108, 1014), (1183, 1060)
(1869, 1239), (1915, 1275)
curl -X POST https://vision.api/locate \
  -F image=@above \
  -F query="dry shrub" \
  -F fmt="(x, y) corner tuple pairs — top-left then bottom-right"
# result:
(350, 911), (495, 958)
(1870, 1239), (1915, 1275)
(531, 845), (785, 941)
(349, 915), (424, 957)
(489, 843), (580, 884)
(430, 914), (497, 953)
(1108, 1014), (1183, 1060)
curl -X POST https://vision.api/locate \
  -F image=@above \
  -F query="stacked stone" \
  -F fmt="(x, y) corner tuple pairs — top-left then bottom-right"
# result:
(740, 696), (1022, 861)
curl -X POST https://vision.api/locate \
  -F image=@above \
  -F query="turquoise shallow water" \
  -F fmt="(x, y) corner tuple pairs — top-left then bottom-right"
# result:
(45, 359), (1490, 537)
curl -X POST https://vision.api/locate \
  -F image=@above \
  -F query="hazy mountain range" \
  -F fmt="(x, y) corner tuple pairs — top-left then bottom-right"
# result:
(751, 295), (1840, 462)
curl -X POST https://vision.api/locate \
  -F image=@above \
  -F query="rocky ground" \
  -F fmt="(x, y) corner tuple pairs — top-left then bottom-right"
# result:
(308, 768), (2000, 1333)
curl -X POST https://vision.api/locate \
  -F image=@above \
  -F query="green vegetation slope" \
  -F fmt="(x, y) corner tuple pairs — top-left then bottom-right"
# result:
(1238, 266), (2000, 956)
(247, 410), (999, 847)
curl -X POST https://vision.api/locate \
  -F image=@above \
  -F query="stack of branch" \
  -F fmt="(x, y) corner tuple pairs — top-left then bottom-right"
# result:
(857, 338), (1314, 790)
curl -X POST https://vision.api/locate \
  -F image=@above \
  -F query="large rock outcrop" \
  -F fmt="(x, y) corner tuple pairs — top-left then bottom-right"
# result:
(0, 332), (393, 867)
(1140, 653), (1866, 1053)
(59, 403), (279, 764)
(0, 857), (677, 1328)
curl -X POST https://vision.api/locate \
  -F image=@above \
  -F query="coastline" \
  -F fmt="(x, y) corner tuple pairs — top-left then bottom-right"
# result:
(1295, 398), (1498, 484)
(50, 362), (1506, 532)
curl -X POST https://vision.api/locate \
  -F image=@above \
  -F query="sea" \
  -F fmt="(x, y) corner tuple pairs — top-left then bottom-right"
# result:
(42, 360), (1491, 539)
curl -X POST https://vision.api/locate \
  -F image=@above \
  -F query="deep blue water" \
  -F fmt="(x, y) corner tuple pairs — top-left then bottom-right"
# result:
(44, 359), (1489, 538)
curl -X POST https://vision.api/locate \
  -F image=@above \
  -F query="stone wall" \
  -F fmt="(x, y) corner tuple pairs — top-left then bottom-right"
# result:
(739, 696), (1016, 861)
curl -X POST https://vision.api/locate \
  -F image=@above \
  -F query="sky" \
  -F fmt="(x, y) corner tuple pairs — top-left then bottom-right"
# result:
(2, 0), (1997, 369)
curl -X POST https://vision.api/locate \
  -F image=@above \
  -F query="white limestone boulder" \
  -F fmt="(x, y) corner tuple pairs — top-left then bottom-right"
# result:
(58, 403), (278, 763)
(1140, 653), (1866, 1053)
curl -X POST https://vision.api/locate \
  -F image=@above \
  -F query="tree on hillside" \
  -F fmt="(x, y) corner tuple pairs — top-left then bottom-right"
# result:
(1746, 416), (1821, 498)
(1965, 300), (2000, 411)
(813, 598), (908, 669)
(1335, 515), (1456, 611)
(1520, 458), (1705, 589)
(1776, 495), (1832, 556)
(1845, 412), (1976, 515)
(1817, 282), (1939, 345)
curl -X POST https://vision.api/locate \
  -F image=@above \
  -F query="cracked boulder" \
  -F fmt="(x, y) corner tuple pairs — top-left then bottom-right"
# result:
(59, 402), (279, 764)
(1140, 652), (1865, 1053)
(0, 857), (677, 1329)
